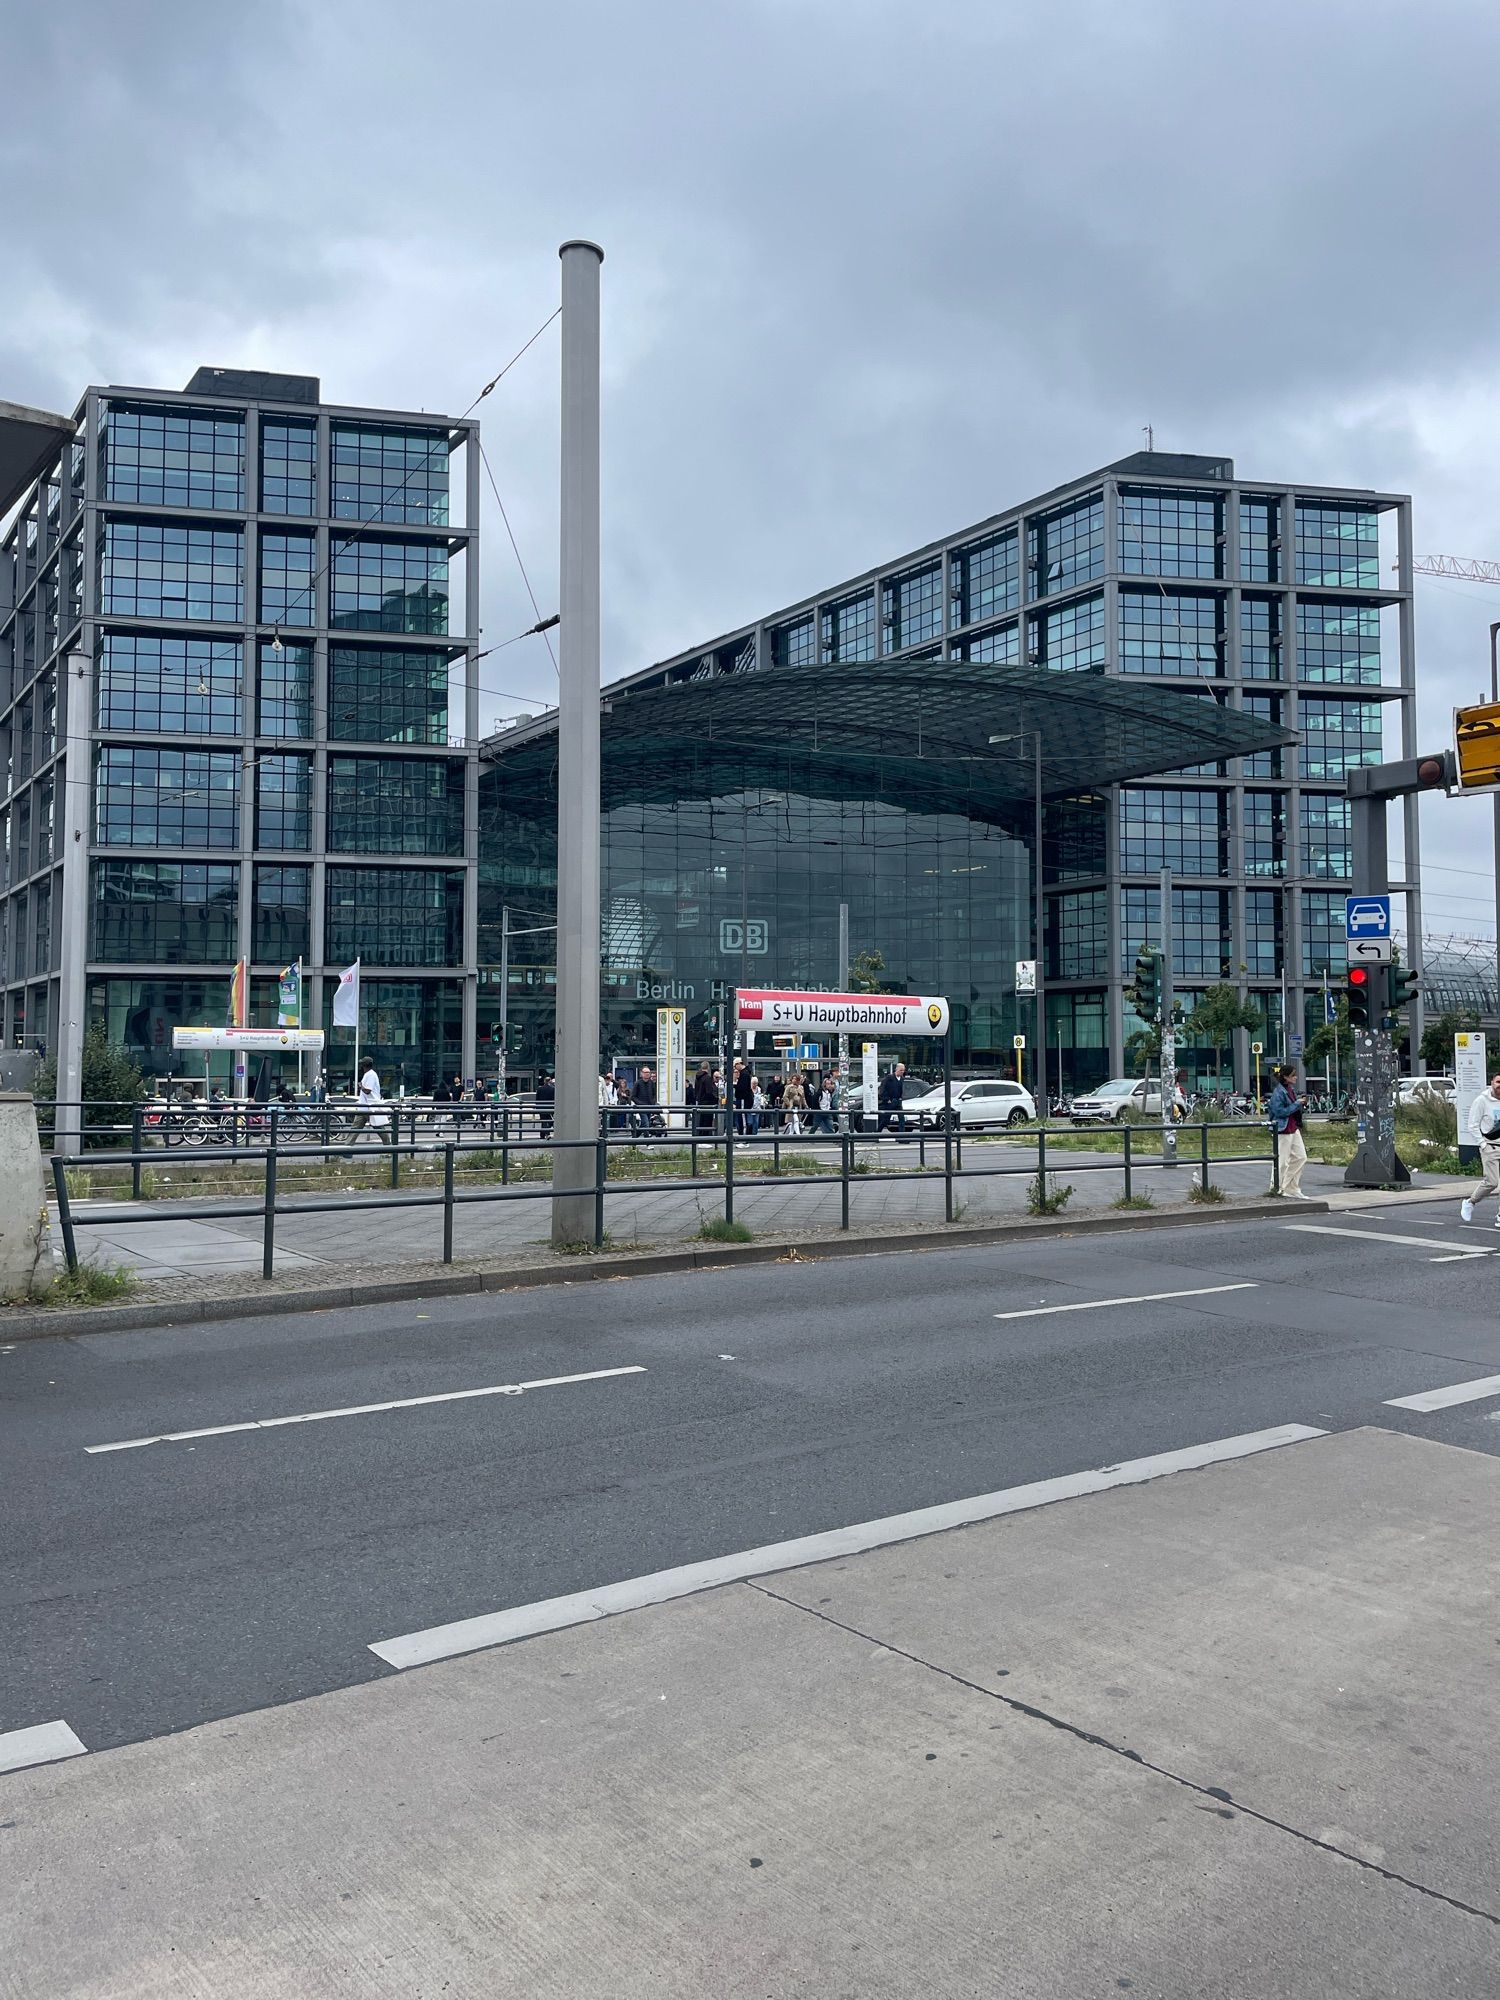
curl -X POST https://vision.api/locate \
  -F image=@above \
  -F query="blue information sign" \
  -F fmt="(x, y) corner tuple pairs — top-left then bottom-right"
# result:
(1345, 894), (1391, 940)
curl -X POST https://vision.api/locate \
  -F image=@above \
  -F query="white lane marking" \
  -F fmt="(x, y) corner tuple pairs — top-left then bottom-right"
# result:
(1283, 1224), (1491, 1259)
(0, 1720), (88, 1775)
(1385, 1373), (1500, 1413)
(994, 1283), (1257, 1321)
(370, 1422), (1326, 1670)
(85, 1365), (647, 1454)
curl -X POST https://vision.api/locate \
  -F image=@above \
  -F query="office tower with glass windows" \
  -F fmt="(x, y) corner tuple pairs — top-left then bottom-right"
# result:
(599, 452), (1417, 1090)
(0, 368), (481, 1090)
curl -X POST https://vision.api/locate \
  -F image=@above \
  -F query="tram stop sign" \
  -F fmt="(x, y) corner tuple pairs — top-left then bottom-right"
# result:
(1454, 700), (1500, 793)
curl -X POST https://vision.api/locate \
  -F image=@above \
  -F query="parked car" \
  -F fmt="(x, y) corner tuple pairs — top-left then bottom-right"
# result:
(1397, 1075), (1455, 1107)
(1070, 1077), (1184, 1125)
(848, 1073), (934, 1131)
(906, 1078), (1037, 1130)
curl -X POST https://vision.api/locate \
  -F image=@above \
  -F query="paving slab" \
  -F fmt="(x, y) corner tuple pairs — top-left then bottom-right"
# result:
(4, 1429), (1498, 1995)
(768, 1425), (1500, 1916)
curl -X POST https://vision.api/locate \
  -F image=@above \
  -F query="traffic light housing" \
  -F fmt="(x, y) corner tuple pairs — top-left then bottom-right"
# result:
(1389, 966), (1420, 1010)
(490, 1021), (503, 1046)
(1346, 964), (1372, 1028)
(1131, 947), (1162, 1020)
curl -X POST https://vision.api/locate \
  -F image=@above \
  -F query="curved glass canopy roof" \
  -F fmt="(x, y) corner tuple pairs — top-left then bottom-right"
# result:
(481, 659), (1296, 824)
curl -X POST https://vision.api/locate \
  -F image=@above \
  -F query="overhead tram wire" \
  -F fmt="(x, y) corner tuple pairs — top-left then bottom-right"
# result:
(262, 306), (563, 651)
(478, 438), (558, 677)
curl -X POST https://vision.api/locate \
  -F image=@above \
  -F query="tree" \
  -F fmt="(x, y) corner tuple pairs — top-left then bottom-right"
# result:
(846, 948), (887, 994)
(34, 1024), (148, 1148)
(1184, 983), (1263, 1087)
(1420, 1009), (1479, 1073)
(1126, 1024), (1161, 1074)
(1306, 999), (1354, 1083)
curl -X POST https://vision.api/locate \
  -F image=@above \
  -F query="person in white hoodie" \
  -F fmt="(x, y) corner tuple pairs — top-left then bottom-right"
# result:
(1460, 1074), (1500, 1224)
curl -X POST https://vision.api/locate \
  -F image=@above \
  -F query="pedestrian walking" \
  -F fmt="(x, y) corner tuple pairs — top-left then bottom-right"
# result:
(351, 1061), (391, 1146)
(692, 1064), (717, 1135)
(533, 1072), (556, 1138)
(1266, 1063), (1309, 1199)
(734, 1059), (755, 1135)
(782, 1071), (807, 1136)
(1460, 1073), (1500, 1225)
(877, 1062), (907, 1134)
(631, 1064), (659, 1136)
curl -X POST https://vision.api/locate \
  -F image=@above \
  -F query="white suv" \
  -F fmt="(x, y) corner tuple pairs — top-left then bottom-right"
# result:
(1070, 1077), (1165, 1124)
(906, 1078), (1037, 1130)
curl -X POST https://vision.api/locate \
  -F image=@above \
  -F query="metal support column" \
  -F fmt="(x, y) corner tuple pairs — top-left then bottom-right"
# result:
(54, 649), (91, 1158)
(551, 239), (605, 1244)
(1158, 867), (1177, 1167)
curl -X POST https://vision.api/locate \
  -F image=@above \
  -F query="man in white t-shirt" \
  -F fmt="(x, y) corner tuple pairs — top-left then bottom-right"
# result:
(353, 1062), (391, 1145)
(1460, 1075), (1500, 1225)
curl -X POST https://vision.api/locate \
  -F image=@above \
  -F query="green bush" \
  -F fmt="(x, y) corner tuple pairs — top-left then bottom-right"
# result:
(35, 1026), (148, 1149)
(1027, 1174), (1074, 1216)
(700, 1217), (753, 1242)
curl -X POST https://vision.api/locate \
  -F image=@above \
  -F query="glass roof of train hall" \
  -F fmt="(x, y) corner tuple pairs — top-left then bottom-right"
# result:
(479, 659), (1297, 825)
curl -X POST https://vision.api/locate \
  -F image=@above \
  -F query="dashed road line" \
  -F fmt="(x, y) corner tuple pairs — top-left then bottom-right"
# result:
(368, 1422), (1326, 1670)
(993, 1283), (1256, 1321)
(1283, 1223), (1492, 1260)
(85, 1365), (647, 1454)
(0, 1720), (88, 1776)
(1385, 1373), (1500, 1414)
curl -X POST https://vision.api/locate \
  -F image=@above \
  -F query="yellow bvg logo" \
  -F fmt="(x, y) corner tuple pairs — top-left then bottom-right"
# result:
(927, 1002), (943, 1028)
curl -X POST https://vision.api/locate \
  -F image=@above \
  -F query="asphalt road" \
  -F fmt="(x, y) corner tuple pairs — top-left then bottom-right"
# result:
(7, 1195), (1500, 1760)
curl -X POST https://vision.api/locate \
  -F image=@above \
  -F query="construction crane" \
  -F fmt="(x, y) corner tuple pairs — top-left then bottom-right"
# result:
(1406, 555), (1500, 583)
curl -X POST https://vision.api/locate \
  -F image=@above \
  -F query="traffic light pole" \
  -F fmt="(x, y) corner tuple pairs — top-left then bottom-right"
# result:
(1344, 778), (1408, 1189)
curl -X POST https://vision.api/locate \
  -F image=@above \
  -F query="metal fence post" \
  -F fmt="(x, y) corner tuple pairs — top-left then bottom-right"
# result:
(1123, 1122), (1132, 1202)
(1270, 1119), (1280, 1195)
(1201, 1119), (1211, 1194)
(725, 1108), (735, 1228)
(1038, 1124), (1047, 1206)
(51, 1156), (79, 1276)
(443, 1142), (455, 1262)
(841, 1131), (851, 1230)
(390, 1129), (400, 1189)
(943, 1107), (954, 1223)
(594, 1131), (607, 1247)
(131, 1104), (143, 1200)
(262, 1144), (278, 1280)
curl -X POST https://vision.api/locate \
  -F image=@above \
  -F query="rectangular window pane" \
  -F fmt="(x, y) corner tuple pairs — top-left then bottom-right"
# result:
(103, 402), (244, 510)
(1244, 888), (1283, 977)
(330, 538), (448, 634)
(1239, 496), (1280, 583)
(1243, 791), (1287, 878)
(1121, 886), (1230, 978)
(1296, 600), (1380, 684)
(330, 424), (449, 526)
(1294, 502), (1379, 588)
(256, 754), (312, 850)
(260, 419), (316, 515)
(1301, 793), (1352, 879)
(91, 860), (239, 960)
(1297, 699), (1382, 781)
(329, 645), (450, 743)
(1240, 595), (1282, 680)
(1119, 589), (1222, 676)
(94, 747), (240, 848)
(101, 519), (244, 621)
(252, 864), (311, 962)
(819, 592), (875, 663)
(325, 866), (463, 966)
(1118, 787), (1228, 875)
(1303, 890), (1346, 977)
(1046, 887), (1107, 980)
(96, 632), (242, 734)
(881, 563), (943, 651)
(769, 615), (815, 669)
(258, 531), (317, 627)
(955, 620), (1020, 665)
(1028, 495), (1104, 596)
(1119, 487), (1223, 579)
(1029, 592), (1105, 672)
(1241, 693), (1283, 777)
(257, 639), (313, 738)
(328, 756), (464, 855)
(951, 529), (1020, 625)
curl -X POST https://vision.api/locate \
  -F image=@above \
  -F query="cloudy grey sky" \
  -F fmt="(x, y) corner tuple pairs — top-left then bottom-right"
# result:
(6, 0), (1500, 938)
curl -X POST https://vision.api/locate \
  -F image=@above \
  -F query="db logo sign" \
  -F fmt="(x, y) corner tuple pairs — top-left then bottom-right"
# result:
(720, 918), (768, 954)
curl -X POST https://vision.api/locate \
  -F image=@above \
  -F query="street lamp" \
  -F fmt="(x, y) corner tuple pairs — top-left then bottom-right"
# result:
(1489, 621), (1500, 1016)
(989, 728), (1047, 1113)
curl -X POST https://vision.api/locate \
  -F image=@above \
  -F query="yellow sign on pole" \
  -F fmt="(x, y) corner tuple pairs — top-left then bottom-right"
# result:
(1453, 700), (1500, 793)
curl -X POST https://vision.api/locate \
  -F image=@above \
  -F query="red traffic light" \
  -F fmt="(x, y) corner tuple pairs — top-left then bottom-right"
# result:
(1347, 966), (1369, 986)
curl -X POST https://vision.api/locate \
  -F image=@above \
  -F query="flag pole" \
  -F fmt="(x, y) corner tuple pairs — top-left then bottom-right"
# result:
(296, 958), (304, 1096)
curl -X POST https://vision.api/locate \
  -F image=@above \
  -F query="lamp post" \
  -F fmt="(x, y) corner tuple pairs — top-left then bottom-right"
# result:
(1490, 621), (1500, 1018)
(989, 727), (1046, 1114)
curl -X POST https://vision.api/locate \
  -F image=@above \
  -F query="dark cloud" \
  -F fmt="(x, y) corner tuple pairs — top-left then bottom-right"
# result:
(5, 0), (1500, 927)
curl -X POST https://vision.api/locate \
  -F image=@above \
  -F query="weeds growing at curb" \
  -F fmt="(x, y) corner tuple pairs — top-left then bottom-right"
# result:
(34, 1260), (139, 1305)
(1027, 1174), (1074, 1216)
(1188, 1178), (1227, 1204)
(1110, 1191), (1156, 1210)
(700, 1217), (753, 1243)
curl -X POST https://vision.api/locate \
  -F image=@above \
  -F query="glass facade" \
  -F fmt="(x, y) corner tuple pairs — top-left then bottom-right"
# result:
(91, 860), (238, 962)
(820, 592), (875, 663)
(257, 639), (313, 738)
(1295, 503), (1378, 588)
(101, 520), (243, 621)
(1302, 890), (1346, 977)
(1298, 698), (1382, 780)
(1029, 592), (1105, 671)
(95, 746), (240, 848)
(1119, 487), (1222, 578)
(252, 863), (310, 962)
(951, 530), (1019, 626)
(256, 754), (312, 850)
(321, 977), (463, 1092)
(770, 616), (816, 669)
(103, 402), (244, 510)
(882, 564), (943, 652)
(329, 644), (450, 743)
(1046, 888), (1108, 981)
(1121, 886), (1230, 978)
(1119, 589), (1221, 676)
(259, 530), (317, 626)
(1239, 496), (1280, 582)
(1301, 794), (1351, 880)
(1243, 791), (1287, 877)
(96, 632), (242, 735)
(331, 538), (448, 633)
(325, 866), (464, 967)
(1244, 889), (1283, 977)
(260, 419), (316, 515)
(88, 976), (230, 1077)
(1029, 495), (1103, 595)
(1118, 788), (1227, 876)
(1240, 596), (1282, 679)
(1296, 600), (1380, 683)
(956, 620), (1020, 665)
(331, 424), (448, 525)
(327, 755), (464, 855)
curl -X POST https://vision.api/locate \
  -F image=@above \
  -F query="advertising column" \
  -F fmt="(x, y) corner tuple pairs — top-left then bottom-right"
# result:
(1455, 1030), (1487, 1169)
(655, 1005), (686, 1129)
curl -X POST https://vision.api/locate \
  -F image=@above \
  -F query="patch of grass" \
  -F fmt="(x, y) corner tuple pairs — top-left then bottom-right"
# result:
(63, 1168), (94, 1199)
(699, 1217), (753, 1243)
(1027, 1174), (1074, 1216)
(1188, 1178), (1227, 1203)
(553, 1233), (611, 1255)
(37, 1260), (139, 1305)
(1110, 1191), (1156, 1210)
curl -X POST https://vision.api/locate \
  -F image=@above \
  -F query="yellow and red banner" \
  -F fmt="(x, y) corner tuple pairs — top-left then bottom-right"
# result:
(226, 958), (249, 1029)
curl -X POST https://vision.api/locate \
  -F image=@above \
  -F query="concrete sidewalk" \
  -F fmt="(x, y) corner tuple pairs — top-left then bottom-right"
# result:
(5, 1426), (1497, 1996)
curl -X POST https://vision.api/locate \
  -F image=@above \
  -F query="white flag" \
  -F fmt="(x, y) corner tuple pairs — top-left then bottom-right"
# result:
(332, 960), (361, 1028)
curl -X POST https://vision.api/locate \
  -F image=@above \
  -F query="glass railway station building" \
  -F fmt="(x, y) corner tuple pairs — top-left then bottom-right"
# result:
(481, 450), (1418, 1095)
(2, 407), (1417, 1095)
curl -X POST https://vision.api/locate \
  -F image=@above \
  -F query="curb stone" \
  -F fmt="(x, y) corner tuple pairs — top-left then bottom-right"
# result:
(0, 1196), (1327, 1343)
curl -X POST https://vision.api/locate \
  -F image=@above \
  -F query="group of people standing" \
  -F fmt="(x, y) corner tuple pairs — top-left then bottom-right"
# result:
(598, 1060), (846, 1136)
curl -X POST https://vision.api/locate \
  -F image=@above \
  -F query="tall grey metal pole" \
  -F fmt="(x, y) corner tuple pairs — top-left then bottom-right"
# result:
(551, 239), (604, 1244)
(1490, 623), (1500, 1017)
(54, 649), (91, 1159)
(837, 899), (850, 1128)
(497, 905), (510, 1094)
(1159, 866), (1177, 1166)
(1034, 731), (1047, 1116)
